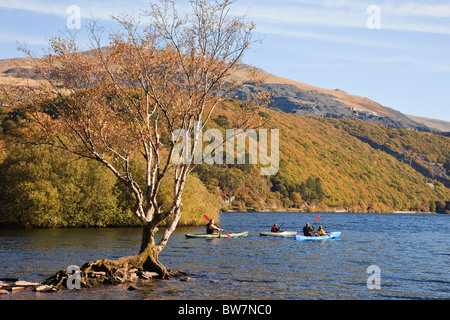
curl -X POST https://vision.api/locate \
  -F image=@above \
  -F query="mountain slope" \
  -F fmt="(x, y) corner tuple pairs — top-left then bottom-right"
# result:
(231, 67), (433, 131)
(0, 55), (446, 132)
(266, 107), (450, 211)
(1, 54), (449, 214)
(320, 118), (450, 188)
(406, 114), (450, 133)
(196, 100), (450, 213)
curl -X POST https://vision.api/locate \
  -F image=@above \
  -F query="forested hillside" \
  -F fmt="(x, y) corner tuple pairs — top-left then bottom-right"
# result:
(1, 97), (449, 228)
(321, 118), (450, 187)
(195, 100), (450, 213)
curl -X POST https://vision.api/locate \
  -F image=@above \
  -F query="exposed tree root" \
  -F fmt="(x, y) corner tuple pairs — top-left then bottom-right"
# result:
(44, 252), (185, 289)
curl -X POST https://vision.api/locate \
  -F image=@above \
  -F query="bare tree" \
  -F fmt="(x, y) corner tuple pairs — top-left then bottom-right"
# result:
(7, 0), (269, 282)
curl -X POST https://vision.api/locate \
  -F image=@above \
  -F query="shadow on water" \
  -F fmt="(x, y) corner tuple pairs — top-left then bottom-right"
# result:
(0, 212), (449, 300)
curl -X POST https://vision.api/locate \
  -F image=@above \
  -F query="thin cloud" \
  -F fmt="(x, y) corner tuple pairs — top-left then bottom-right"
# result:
(320, 52), (450, 73)
(236, 0), (450, 35)
(387, 2), (450, 18)
(0, 31), (49, 46)
(3, 0), (449, 35)
(0, 0), (66, 16)
(0, 0), (147, 21)
(256, 26), (406, 50)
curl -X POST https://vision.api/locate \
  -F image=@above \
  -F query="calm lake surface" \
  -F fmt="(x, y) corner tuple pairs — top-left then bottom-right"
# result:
(0, 212), (449, 300)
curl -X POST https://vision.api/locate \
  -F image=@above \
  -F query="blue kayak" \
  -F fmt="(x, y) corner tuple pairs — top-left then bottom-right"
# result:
(295, 231), (341, 241)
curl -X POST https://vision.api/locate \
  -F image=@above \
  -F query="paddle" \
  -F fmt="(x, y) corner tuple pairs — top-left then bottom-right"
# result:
(204, 215), (230, 238)
(311, 215), (320, 229)
(311, 215), (321, 236)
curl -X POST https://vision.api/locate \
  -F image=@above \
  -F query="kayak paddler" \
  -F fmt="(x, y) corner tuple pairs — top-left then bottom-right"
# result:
(271, 223), (281, 233)
(206, 219), (223, 235)
(314, 225), (327, 236)
(302, 222), (314, 236)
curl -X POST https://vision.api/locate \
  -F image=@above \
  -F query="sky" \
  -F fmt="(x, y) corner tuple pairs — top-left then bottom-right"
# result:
(0, 0), (449, 121)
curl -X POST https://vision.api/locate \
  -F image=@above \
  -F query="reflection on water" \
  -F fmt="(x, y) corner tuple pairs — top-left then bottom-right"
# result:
(0, 212), (449, 300)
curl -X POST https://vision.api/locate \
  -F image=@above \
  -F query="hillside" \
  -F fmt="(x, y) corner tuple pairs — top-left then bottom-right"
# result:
(406, 114), (450, 133)
(1, 53), (449, 223)
(230, 66), (434, 131)
(209, 101), (450, 212)
(1, 94), (449, 221)
(320, 118), (450, 188)
(1, 55), (447, 132)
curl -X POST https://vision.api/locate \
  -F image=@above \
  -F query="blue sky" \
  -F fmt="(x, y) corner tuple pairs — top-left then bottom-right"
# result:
(1, 0), (449, 121)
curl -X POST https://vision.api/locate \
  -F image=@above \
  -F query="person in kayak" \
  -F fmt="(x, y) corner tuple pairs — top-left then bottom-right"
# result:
(206, 219), (224, 235)
(302, 222), (314, 236)
(315, 225), (327, 236)
(271, 223), (281, 233)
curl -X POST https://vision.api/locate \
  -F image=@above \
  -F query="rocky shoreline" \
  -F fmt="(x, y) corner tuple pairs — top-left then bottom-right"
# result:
(0, 268), (162, 295)
(0, 278), (58, 294)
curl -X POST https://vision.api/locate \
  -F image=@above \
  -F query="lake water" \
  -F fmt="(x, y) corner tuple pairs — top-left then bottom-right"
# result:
(0, 212), (449, 300)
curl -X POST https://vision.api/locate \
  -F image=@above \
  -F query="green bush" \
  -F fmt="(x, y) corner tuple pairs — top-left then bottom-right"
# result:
(0, 144), (218, 227)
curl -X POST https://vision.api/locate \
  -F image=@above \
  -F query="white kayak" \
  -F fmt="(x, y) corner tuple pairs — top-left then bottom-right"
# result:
(260, 231), (297, 237)
(295, 231), (341, 241)
(185, 231), (248, 238)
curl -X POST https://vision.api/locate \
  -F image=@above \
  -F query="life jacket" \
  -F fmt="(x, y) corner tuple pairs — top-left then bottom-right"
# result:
(316, 229), (326, 236)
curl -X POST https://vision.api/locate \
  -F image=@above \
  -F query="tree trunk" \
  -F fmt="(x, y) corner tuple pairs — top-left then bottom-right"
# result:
(43, 222), (182, 289)
(139, 223), (171, 278)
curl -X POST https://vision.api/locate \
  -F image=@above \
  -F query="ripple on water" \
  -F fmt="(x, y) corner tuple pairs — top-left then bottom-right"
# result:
(1, 212), (449, 300)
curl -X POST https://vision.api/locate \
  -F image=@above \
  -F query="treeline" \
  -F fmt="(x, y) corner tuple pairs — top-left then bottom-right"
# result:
(0, 143), (220, 228)
(192, 161), (326, 213)
(270, 171), (325, 207)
